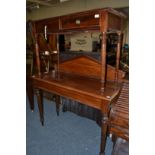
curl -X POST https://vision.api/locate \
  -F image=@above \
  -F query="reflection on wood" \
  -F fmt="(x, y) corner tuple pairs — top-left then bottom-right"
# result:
(59, 55), (125, 80)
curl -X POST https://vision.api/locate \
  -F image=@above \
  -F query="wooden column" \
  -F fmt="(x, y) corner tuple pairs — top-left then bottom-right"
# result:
(115, 32), (122, 81)
(101, 32), (107, 92)
(56, 34), (60, 79)
(57, 35), (59, 70)
(35, 34), (41, 76)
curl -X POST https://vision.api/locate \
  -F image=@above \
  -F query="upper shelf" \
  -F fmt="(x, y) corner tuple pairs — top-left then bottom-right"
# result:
(34, 7), (126, 34)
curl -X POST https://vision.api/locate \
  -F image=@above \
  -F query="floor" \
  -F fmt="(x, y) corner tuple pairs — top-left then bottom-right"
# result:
(26, 96), (113, 155)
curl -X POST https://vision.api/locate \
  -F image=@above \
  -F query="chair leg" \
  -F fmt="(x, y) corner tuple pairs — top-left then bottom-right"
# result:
(55, 95), (61, 116)
(36, 89), (44, 126)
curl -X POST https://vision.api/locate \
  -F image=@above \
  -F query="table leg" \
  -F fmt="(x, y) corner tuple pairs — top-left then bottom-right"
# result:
(99, 113), (108, 155)
(36, 89), (44, 126)
(55, 95), (61, 116)
(26, 81), (34, 112)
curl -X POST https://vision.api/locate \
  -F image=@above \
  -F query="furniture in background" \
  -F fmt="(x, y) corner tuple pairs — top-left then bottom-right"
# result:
(109, 81), (129, 155)
(109, 81), (129, 141)
(26, 50), (34, 75)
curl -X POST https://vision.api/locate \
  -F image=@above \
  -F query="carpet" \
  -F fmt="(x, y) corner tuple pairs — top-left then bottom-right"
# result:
(26, 96), (113, 155)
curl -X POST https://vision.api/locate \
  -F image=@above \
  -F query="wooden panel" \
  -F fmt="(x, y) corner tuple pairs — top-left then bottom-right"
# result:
(108, 12), (122, 31)
(59, 55), (125, 80)
(33, 78), (102, 110)
(37, 34), (57, 51)
(107, 65), (125, 81)
(61, 11), (100, 30)
(48, 34), (57, 51)
(59, 55), (101, 78)
(37, 34), (49, 51)
(34, 8), (125, 33)
(35, 17), (60, 33)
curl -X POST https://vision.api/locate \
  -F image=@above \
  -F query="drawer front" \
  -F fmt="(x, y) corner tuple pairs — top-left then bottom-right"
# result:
(61, 11), (100, 30)
(35, 17), (60, 33)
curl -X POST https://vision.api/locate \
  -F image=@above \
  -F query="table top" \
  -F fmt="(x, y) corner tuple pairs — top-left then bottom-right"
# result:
(31, 71), (122, 102)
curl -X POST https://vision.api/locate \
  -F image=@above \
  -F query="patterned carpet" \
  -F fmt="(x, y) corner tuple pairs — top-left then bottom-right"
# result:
(26, 96), (113, 155)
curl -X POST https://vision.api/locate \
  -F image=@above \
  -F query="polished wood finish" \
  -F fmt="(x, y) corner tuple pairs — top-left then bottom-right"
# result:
(35, 17), (60, 33)
(28, 8), (126, 155)
(34, 7), (125, 89)
(49, 34), (57, 51)
(101, 32), (107, 92)
(37, 34), (57, 52)
(30, 71), (123, 155)
(34, 8), (125, 33)
(61, 10), (99, 30)
(108, 12), (123, 31)
(35, 34), (41, 76)
(115, 32), (122, 81)
(29, 66), (123, 154)
(59, 55), (125, 80)
(33, 72), (122, 107)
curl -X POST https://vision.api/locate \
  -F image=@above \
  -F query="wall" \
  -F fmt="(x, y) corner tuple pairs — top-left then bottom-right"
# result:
(68, 32), (101, 52)
(124, 19), (129, 44)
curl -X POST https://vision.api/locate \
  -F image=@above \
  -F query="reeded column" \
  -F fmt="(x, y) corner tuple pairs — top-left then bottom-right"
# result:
(115, 32), (122, 81)
(35, 34), (41, 76)
(101, 32), (107, 92)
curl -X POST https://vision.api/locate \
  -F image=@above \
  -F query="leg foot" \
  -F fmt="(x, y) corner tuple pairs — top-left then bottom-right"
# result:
(41, 118), (44, 126)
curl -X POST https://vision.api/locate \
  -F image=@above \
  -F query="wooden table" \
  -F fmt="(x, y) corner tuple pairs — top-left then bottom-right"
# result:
(27, 73), (122, 155)
(27, 8), (126, 155)
(27, 66), (123, 155)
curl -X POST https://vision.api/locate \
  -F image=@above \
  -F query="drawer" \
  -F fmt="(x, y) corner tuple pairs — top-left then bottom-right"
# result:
(35, 17), (60, 33)
(61, 11), (100, 30)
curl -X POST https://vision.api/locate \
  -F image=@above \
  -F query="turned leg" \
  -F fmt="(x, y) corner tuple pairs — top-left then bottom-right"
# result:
(36, 89), (44, 126)
(99, 113), (108, 155)
(26, 81), (34, 111)
(55, 95), (61, 116)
